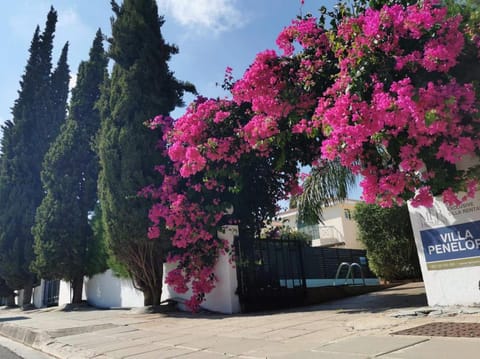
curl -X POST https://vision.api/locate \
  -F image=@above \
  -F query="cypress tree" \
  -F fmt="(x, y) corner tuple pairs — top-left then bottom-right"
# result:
(32, 30), (108, 304)
(0, 276), (15, 306)
(48, 42), (70, 145)
(97, 0), (195, 306)
(0, 7), (69, 305)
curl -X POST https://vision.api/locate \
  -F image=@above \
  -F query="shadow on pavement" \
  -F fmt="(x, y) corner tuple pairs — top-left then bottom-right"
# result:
(151, 282), (428, 319)
(0, 316), (29, 323)
(287, 282), (427, 314)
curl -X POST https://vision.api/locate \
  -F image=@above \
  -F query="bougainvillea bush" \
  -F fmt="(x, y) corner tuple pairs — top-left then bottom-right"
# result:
(144, 97), (312, 310)
(313, 0), (480, 207)
(146, 0), (480, 310)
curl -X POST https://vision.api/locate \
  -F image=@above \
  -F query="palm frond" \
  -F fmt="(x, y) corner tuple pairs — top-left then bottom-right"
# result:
(296, 160), (356, 225)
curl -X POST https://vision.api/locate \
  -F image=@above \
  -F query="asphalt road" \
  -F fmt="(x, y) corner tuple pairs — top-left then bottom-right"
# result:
(0, 336), (53, 359)
(0, 344), (22, 359)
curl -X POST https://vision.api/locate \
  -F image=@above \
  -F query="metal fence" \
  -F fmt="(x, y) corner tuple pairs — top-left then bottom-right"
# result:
(234, 236), (374, 311)
(43, 280), (60, 307)
(302, 246), (375, 279)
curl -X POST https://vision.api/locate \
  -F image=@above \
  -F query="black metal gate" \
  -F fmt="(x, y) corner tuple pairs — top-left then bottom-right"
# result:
(43, 280), (60, 307)
(234, 236), (307, 312)
(234, 236), (377, 312)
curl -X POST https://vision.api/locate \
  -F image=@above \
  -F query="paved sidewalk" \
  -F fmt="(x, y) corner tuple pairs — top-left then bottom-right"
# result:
(1, 282), (479, 358)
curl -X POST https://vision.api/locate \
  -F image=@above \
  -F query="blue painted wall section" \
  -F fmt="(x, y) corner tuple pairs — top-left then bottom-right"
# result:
(420, 220), (480, 270)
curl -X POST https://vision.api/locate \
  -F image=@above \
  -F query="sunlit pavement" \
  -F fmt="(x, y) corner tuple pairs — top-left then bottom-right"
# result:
(1, 282), (479, 358)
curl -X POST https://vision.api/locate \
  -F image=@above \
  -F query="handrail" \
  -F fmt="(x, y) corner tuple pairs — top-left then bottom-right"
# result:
(346, 262), (366, 286)
(333, 262), (366, 286)
(333, 262), (351, 286)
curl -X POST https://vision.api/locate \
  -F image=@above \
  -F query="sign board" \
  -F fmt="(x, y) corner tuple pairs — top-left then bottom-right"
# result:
(408, 191), (480, 306)
(420, 220), (480, 270)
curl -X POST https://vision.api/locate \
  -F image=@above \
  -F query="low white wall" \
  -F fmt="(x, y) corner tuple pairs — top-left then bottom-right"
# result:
(58, 280), (73, 306)
(55, 226), (240, 312)
(408, 191), (480, 306)
(162, 226), (241, 314)
(14, 289), (23, 307)
(32, 280), (45, 308)
(85, 269), (144, 308)
(58, 271), (143, 308)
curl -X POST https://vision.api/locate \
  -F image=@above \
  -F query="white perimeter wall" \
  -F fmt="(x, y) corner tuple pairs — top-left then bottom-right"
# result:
(58, 270), (144, 308)
(32, 280), (45, 308)
(408, 191), (480, 306)
(85, 269), (144, 308)
(57, 226), (240, 313)
(161, 226), (241, 314)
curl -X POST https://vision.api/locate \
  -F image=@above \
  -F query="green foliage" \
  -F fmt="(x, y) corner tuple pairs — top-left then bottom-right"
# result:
(0, 277), (14, 298)
(0, 8), (68, 295)
(87, 204), (110, 277)
(294, 161), (356, 225)
(353, 203), (421, 281)
(97, 0), (195, 305)
(262, 227), (311, 245)
(32, 30), (108, 303)
(91, 201), (129, 278)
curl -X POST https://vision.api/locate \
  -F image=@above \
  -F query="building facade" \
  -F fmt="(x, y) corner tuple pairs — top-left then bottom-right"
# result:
(276, 200), (364, 249)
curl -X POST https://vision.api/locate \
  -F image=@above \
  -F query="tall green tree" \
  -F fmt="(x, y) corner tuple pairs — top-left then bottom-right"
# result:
(354, 203), (421, 281)
(0, 7), (69, 305)
(0, 276), (14, 304)
(97, 0), (195, 306)
(32, 30), (108, 304)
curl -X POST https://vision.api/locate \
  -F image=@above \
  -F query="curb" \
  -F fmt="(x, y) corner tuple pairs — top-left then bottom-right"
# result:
(0, 323), (103, 359)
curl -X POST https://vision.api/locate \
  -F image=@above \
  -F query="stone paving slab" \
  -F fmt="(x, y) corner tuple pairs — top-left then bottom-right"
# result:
(315, 336), (429, 356)
(176, 335), (266, 355)
(241, 341), (325, 358)
(381, 337), (480, 359)
(273, 351), (368, 359)
(179, 350), (237, 358)
(282, 327), (352, 345)
(104, 343), (173, 358)
(56, 333), (110, 346)
(1, 283), (480, 358)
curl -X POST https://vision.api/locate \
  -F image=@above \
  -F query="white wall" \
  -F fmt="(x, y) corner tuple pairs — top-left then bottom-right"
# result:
(32, 280), (45, 308)
(161, 226), (241, 314)
(408, 191), (480, 306)
(14, 289), (23, 307)
(58, 271), (144, 308)
(55, 226), (240, 313)
(85, 270), (144, 308)
(275, 209), (297, 229)
(340, 203), (363, 250)
(58, 280), (73, 306)
(278, 201), (363, 249)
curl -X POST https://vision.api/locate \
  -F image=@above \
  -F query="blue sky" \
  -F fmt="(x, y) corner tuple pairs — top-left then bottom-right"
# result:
(0, 0), (361, 201)
(0, 0), (336, 124)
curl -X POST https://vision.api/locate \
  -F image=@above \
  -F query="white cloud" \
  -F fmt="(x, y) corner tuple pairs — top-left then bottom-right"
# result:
(58, 8), (81, 28)
(56, 7), (92, 52)
(8, 3), (89, 42)
(157, 0), (246, 35)
(69, 73), (77, 91)
(7, 4), (95, 76)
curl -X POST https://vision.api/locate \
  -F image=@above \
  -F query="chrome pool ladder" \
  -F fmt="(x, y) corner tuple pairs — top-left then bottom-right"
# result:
(333, 262), (366, 286)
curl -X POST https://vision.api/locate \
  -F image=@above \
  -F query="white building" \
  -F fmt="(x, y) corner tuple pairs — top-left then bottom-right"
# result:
(276, 200), (364, 249)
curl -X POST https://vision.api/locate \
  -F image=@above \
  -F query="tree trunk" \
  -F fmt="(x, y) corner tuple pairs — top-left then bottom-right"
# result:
(71, 275), (84, 304)
(22, 283), (33, 307)
(143, 288), (153, 306)
(142, 286), (161, 306)
(22, 283), (33, 305)
(151, 286), (161, 306)
(6, 294), (15, 307)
